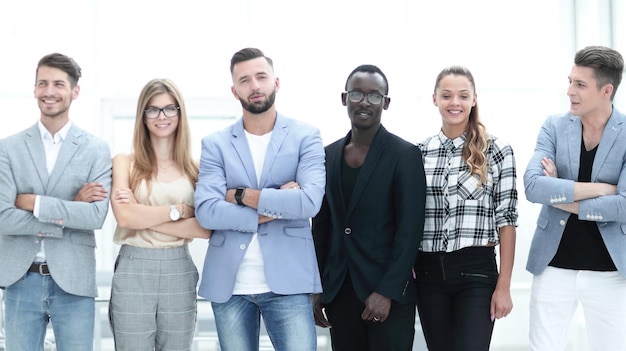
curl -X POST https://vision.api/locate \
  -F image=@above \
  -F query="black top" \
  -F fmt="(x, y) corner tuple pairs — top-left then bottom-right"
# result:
(340, 158), (361, 287)
(341, 157), (361, 209)
(549, 139), (617, 271)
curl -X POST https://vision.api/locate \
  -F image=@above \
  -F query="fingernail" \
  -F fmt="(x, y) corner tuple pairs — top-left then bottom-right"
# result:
(490, 315), (495, 322)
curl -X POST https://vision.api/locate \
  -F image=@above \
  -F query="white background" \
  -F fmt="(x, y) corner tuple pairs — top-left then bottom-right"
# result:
(1, 1), (625, 349)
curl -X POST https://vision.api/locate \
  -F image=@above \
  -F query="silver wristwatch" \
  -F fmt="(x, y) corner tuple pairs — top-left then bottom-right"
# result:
(169, 205), (181, 221)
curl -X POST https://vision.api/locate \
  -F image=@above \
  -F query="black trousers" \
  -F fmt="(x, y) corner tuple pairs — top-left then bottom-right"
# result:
(325, 282), (416, 351)
(415, 246), (498, 351)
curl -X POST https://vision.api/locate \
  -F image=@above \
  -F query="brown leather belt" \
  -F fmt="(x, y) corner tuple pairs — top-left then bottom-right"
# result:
(29, 263), (50, 275)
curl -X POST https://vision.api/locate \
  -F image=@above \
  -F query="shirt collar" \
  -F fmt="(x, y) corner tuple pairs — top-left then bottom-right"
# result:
(37, 120), (72, 143)
(437, 129), (466, 151)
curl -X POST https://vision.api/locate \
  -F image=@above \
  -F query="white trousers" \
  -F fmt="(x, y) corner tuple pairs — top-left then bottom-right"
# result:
(529, 266), (626, 351)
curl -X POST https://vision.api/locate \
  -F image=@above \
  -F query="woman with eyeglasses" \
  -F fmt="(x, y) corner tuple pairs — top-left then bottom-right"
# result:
(109, 78), (211, 351)
(414, 66), (518, 351)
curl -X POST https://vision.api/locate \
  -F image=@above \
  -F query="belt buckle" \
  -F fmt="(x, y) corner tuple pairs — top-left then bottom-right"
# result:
(39, 263), (50, 276)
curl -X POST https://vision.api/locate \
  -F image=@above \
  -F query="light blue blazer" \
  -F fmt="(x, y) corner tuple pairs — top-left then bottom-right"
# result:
(524, 107), (626, 277)
(0, 123), (112, 297)
(194, 113), (325, 303)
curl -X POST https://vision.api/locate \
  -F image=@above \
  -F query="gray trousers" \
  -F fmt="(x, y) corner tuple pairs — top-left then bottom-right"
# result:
(109, 244), (199, 351)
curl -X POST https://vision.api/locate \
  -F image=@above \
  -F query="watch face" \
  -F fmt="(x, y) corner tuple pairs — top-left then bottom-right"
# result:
(169, 206), (180, 221)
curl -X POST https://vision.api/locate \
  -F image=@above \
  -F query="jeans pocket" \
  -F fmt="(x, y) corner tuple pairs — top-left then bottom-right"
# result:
(460, 272), (489, 279)
(460, 271), (497, 284)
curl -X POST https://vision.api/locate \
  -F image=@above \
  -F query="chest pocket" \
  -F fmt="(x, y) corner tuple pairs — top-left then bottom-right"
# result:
(456, 171), (486, 200)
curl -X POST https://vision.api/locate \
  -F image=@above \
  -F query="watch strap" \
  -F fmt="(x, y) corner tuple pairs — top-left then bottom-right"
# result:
(235, 187), (246, 206)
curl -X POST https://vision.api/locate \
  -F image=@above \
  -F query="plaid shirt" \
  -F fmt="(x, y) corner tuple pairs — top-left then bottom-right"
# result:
(418, 131), (518, 252)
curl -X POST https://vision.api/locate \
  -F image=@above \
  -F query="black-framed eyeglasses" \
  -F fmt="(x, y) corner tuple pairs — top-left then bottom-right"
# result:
(144, 105), (180, 119)
(345, 91), (387, 105)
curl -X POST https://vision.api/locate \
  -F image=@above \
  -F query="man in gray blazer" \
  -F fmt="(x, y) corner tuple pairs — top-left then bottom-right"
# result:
(195, 48), (325, 351)
(524, 46), (626, 351)
(0, 53), (112, 351)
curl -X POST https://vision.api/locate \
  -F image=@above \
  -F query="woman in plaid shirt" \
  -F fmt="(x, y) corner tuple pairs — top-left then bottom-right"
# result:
(414, 66), (518, 351)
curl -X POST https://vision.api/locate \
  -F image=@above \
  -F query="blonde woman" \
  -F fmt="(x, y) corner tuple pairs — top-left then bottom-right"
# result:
(415, 66), (518, 351)
(109, 78), (211, 351)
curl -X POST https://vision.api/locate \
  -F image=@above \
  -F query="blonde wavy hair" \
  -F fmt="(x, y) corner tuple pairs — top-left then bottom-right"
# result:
(435, 66), (489, 186)
(130, 78), (198, 193)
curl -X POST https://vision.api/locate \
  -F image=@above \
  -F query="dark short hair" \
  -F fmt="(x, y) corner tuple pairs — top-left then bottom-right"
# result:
(344, 64), (389, 94)
(36, 53), (82, 87)
(230, 48), (274, 74)
(575, 45), (624, 100)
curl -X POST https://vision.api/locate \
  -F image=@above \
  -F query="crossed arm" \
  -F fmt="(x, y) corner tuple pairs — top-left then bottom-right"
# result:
(110, 154), (211, 240)
(541, 157), (617, 214)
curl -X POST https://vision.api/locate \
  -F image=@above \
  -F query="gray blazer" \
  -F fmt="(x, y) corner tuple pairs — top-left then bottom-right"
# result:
(524, 107), (626, 277)
(195, 113), (325, 303)
(0, 123), (112, 297)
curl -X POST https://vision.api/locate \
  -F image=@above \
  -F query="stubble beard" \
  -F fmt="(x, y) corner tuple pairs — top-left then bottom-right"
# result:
(240, 90), (276, 115)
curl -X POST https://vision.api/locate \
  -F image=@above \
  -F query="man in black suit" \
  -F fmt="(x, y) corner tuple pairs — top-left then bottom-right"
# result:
(312, 64), (426, 350)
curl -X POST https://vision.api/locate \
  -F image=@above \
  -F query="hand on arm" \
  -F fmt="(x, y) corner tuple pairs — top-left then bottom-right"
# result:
(74, 182), (108, 202)
(225, 181), (300, 224)
(15, 194), (36, 211)
(543, 157), (616, 209)
(150, 218), (212, 240)
(111, 154), (193, 231)
(14, 181), (104, 212)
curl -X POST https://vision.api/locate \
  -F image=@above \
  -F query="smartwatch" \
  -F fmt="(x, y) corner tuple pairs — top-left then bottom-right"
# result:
(169, 205), (181, 221)
(235, 187), (246, 206)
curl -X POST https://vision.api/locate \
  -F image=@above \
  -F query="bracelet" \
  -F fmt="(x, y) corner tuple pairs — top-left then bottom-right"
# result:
(181, 205), (185, 218)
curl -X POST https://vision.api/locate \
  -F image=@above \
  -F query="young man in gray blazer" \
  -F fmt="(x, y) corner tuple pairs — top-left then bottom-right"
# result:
(524, 46), (626, 351)
(194, 48), (325, 351)
(0, 53), (112, 351)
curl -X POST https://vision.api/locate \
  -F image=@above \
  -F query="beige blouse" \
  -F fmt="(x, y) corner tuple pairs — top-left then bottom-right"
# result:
(113, 176), (194, 248)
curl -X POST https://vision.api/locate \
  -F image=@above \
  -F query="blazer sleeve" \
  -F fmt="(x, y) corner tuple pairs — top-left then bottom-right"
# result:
(524, 114), (576, 204)
(257, 128), (326, 219)
(312, 193), (331, 273)
(38, 137), (112, 231)
(0, 138), (58, 236)
(376, 144), (426, 300)
(195, 133), (262, 232)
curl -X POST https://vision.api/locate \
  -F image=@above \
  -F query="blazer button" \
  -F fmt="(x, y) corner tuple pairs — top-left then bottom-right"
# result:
(559, 220), (566, 225)
(239, 244), (246, 250)
(344, 228), (351, 235)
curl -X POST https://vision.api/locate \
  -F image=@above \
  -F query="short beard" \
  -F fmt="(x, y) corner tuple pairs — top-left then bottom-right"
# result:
(39, 99), (72, 118)
(239, 90), (276, 114)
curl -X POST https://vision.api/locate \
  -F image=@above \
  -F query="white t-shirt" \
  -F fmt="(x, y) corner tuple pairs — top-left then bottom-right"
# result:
(232, 130), (273, 294)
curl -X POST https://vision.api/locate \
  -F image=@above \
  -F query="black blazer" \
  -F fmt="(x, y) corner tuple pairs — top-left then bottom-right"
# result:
(313, 126), (426, 305)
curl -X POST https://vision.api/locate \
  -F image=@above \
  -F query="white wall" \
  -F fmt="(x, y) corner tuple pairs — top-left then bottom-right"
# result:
(1, 1), (625, 349)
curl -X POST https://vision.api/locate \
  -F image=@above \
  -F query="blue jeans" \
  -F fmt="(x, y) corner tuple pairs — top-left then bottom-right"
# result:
(211, 292), (316, 351)
(4, 272), (95, 351)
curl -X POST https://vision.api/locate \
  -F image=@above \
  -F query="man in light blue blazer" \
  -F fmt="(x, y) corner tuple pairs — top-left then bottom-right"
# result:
(524, 46), (626, 351)
(0, 53), (111, 351)
(194, 48), (325, 351)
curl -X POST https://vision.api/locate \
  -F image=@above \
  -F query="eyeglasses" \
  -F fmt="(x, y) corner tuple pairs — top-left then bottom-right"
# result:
(345, 91), (387, 105)
(144, 105), (180, 119)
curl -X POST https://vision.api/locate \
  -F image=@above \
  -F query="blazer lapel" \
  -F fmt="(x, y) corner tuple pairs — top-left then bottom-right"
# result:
(47, 126), (81, 193)
(592, 111), (623, 181)
(231, 118), (258, 188)
(259, 114), (288, 188)
(23, 124), (49, 189)
(346, 126), (388, 218)
(328, 134), (349, 218)
(566, 115), (582, 181)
